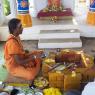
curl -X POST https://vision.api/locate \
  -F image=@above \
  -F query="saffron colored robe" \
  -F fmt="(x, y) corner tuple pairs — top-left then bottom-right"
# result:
(4, 34), (41, 80)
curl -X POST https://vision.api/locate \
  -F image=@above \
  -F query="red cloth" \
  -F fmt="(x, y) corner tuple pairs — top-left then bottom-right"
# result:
(37, 8), (73, 18)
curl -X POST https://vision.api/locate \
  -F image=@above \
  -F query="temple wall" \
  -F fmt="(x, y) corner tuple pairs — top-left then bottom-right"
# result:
(62, 0), (75, 10)
(34, 0), (47, 14)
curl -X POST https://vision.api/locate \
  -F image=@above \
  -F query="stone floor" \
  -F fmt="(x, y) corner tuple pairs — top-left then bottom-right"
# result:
(0, 37), (95, 57)
(21, 37), (95, 56)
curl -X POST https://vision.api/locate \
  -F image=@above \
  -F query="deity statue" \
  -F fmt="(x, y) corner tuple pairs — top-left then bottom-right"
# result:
(37, 0), (73, 22)
(48, 0), (61, 8)
(43, 0), (63, 12)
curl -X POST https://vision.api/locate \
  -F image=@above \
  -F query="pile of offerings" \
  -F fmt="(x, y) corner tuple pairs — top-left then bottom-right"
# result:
(0, 49), (94, 95)
(42, 49), (94, 91)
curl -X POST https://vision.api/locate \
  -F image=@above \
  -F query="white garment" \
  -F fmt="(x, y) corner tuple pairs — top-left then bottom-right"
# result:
(0, 92), (9, 95)
(82, 82), (95, 95)
(17, 93), (25, 95)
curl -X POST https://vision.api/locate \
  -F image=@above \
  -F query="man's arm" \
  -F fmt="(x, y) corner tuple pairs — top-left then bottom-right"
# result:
(13, 54), (35, 65)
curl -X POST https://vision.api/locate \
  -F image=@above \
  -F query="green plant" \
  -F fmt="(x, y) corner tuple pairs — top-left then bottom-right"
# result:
(3, 0), (11, 16)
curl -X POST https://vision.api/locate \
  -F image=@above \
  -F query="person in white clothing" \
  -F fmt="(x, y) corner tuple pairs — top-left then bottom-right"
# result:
(82, 82), (95, 95)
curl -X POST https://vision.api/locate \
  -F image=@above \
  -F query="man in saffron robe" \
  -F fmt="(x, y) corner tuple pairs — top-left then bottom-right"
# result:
(4, 18), (42, 80)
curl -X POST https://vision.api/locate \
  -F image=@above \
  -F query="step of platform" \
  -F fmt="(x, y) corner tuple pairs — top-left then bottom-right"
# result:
(38, 38), (82, 48)
(39, 29), (80, 39)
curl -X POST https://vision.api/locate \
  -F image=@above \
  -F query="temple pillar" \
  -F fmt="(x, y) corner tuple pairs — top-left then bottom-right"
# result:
(87, 0), (95, 25)
(17, 0), (32, 27)
(10, 0), (17, 17)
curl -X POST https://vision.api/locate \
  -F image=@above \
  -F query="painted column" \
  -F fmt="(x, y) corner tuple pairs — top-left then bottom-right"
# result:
(90, 0), (95, 11)
(17, 0), (32, 27)
(87, 0), (95, 25)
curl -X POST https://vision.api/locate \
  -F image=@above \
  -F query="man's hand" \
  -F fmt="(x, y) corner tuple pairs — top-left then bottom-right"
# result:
(22, 62), (36, 68)
(25, 49), (29, 53)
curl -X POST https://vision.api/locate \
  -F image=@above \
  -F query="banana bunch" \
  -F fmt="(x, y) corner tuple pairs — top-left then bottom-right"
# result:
(34, 77), (49, 88)
(44, 58), (55, 63)
(43, 58), (55, 66)
(43, 87), (62, 95)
